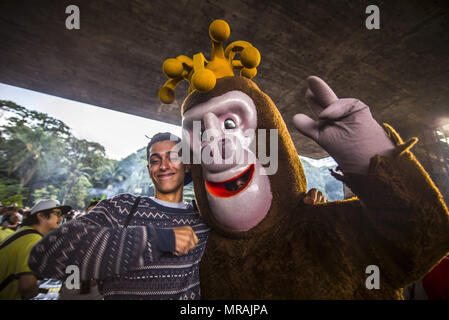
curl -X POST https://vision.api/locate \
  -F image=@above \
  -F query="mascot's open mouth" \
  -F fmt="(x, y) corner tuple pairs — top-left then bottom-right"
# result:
(205, 164), (255, 198)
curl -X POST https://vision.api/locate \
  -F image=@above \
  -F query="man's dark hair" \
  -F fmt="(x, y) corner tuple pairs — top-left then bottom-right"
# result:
(146, 132), (181, 163)
(5, 206), (19, 213)
(21, 208), (53, 226)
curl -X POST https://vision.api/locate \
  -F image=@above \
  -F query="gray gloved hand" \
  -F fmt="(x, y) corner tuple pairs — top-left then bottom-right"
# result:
(293, 76), (396, 175)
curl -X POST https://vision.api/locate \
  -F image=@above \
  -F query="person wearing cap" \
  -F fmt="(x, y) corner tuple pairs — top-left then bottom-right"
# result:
(0, 199), (70, 300)
(0, 205), (19, 243)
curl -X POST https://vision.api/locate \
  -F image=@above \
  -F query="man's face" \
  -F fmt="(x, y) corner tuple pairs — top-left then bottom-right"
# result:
(39, 208), (63, 230)
(148, 140), (186, 195)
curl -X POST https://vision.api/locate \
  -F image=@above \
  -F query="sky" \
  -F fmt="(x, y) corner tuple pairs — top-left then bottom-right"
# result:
(0, 82), (182, 160)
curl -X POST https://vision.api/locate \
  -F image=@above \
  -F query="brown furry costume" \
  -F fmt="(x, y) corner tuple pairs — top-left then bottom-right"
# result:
(158, 19), (449, 299)
(181, 76), (449, 299)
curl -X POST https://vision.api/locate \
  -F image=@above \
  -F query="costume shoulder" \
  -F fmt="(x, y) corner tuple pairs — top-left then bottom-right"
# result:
(318, 125), (449, 288)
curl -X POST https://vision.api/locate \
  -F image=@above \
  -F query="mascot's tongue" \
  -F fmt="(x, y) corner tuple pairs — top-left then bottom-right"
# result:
(206, 164), (254, 198)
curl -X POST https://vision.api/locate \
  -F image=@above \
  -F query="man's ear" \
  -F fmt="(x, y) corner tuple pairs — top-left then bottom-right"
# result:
(36, 212), (44, 223)
(185, 164), (191, 173)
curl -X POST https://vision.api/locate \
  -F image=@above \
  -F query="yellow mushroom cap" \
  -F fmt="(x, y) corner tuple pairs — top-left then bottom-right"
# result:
(241, 47), (261, 69)
(209, 19), (230, 43)
(162, 58), (184, 78)
(158, 86), (175, 104)
(192, 69), (217, 92)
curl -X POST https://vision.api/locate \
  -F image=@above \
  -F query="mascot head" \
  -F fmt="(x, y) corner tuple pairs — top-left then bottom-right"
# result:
(159, 20), (307, 238)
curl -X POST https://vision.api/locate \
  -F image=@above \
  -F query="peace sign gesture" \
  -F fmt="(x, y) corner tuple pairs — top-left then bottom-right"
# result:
(293, 76), (395, 175)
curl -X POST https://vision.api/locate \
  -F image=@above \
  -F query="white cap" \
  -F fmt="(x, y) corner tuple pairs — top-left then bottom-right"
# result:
(30, 199), (71, 215)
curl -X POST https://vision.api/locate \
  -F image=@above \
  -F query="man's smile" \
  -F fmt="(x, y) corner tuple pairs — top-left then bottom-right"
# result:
(158, 172), (176, 180)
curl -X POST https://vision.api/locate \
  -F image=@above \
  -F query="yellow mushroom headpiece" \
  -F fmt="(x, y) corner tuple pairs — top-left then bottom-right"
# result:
(158, 19), (261, 104)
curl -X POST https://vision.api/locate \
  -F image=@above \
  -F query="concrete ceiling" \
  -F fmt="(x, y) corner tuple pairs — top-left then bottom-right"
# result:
(1, 0), (448, 158)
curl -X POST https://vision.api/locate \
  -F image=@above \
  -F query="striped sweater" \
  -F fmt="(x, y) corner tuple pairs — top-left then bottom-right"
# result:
(28, 194), (210, 300)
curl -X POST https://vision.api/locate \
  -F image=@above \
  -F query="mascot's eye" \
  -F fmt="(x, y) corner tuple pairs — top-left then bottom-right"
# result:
(224, 118), (236, 129)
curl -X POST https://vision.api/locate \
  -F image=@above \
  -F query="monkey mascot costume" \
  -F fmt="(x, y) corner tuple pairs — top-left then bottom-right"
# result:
(158, 20), (449, 299)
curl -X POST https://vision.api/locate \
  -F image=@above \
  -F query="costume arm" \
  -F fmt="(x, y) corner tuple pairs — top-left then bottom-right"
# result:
(333, 124), (449, 288)
(28, 196), (173, 281)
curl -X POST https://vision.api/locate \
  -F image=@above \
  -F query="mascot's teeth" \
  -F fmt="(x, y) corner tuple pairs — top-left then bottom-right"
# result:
(206, 164), (255, 198)
(224, 168), (252, 192)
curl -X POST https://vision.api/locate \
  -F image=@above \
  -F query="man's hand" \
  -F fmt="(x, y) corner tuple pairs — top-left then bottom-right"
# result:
(303, 188), (327, 205)
(293, 76), (396, 175)
(173, 226), (199, 256)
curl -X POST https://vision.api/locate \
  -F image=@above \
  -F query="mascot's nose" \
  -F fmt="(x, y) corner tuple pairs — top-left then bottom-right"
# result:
(202, 136), (238, 172)
(218, 138), (235, 160)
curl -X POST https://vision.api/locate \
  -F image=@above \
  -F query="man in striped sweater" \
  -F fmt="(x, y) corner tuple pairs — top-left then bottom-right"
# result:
(28, 132), (208, 299)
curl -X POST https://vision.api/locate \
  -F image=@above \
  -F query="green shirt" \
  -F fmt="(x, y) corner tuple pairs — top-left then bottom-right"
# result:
(0, 226), (42, 300)
(0, 228), (14, 243)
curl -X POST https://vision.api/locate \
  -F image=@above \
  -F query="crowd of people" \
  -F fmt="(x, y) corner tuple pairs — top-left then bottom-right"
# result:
(0, 197), (100, 300)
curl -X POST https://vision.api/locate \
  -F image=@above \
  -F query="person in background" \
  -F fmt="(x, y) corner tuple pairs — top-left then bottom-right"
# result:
(1, 206), (19, 229)
(0, 215), (20, 243)
(0, 199), (70, 300)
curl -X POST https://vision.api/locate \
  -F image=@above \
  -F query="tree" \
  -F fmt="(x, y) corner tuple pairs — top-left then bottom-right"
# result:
(0, 180), (27, 207)
(64, 175), (92, 210)
(31, 185), (60, 203)
(0, 100), (108, 209)
(0, 124), (65, 186)
(0, 100), (193, 210)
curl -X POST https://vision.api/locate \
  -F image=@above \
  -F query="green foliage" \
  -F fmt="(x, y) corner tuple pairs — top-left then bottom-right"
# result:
(0, 181), (26, 207)
(31, 185), (60, 203)
(0, 100), (70, 136)
(0, 100), (111, 210)
(64, 175), (92, 210)
(97, 147), (153, 197)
